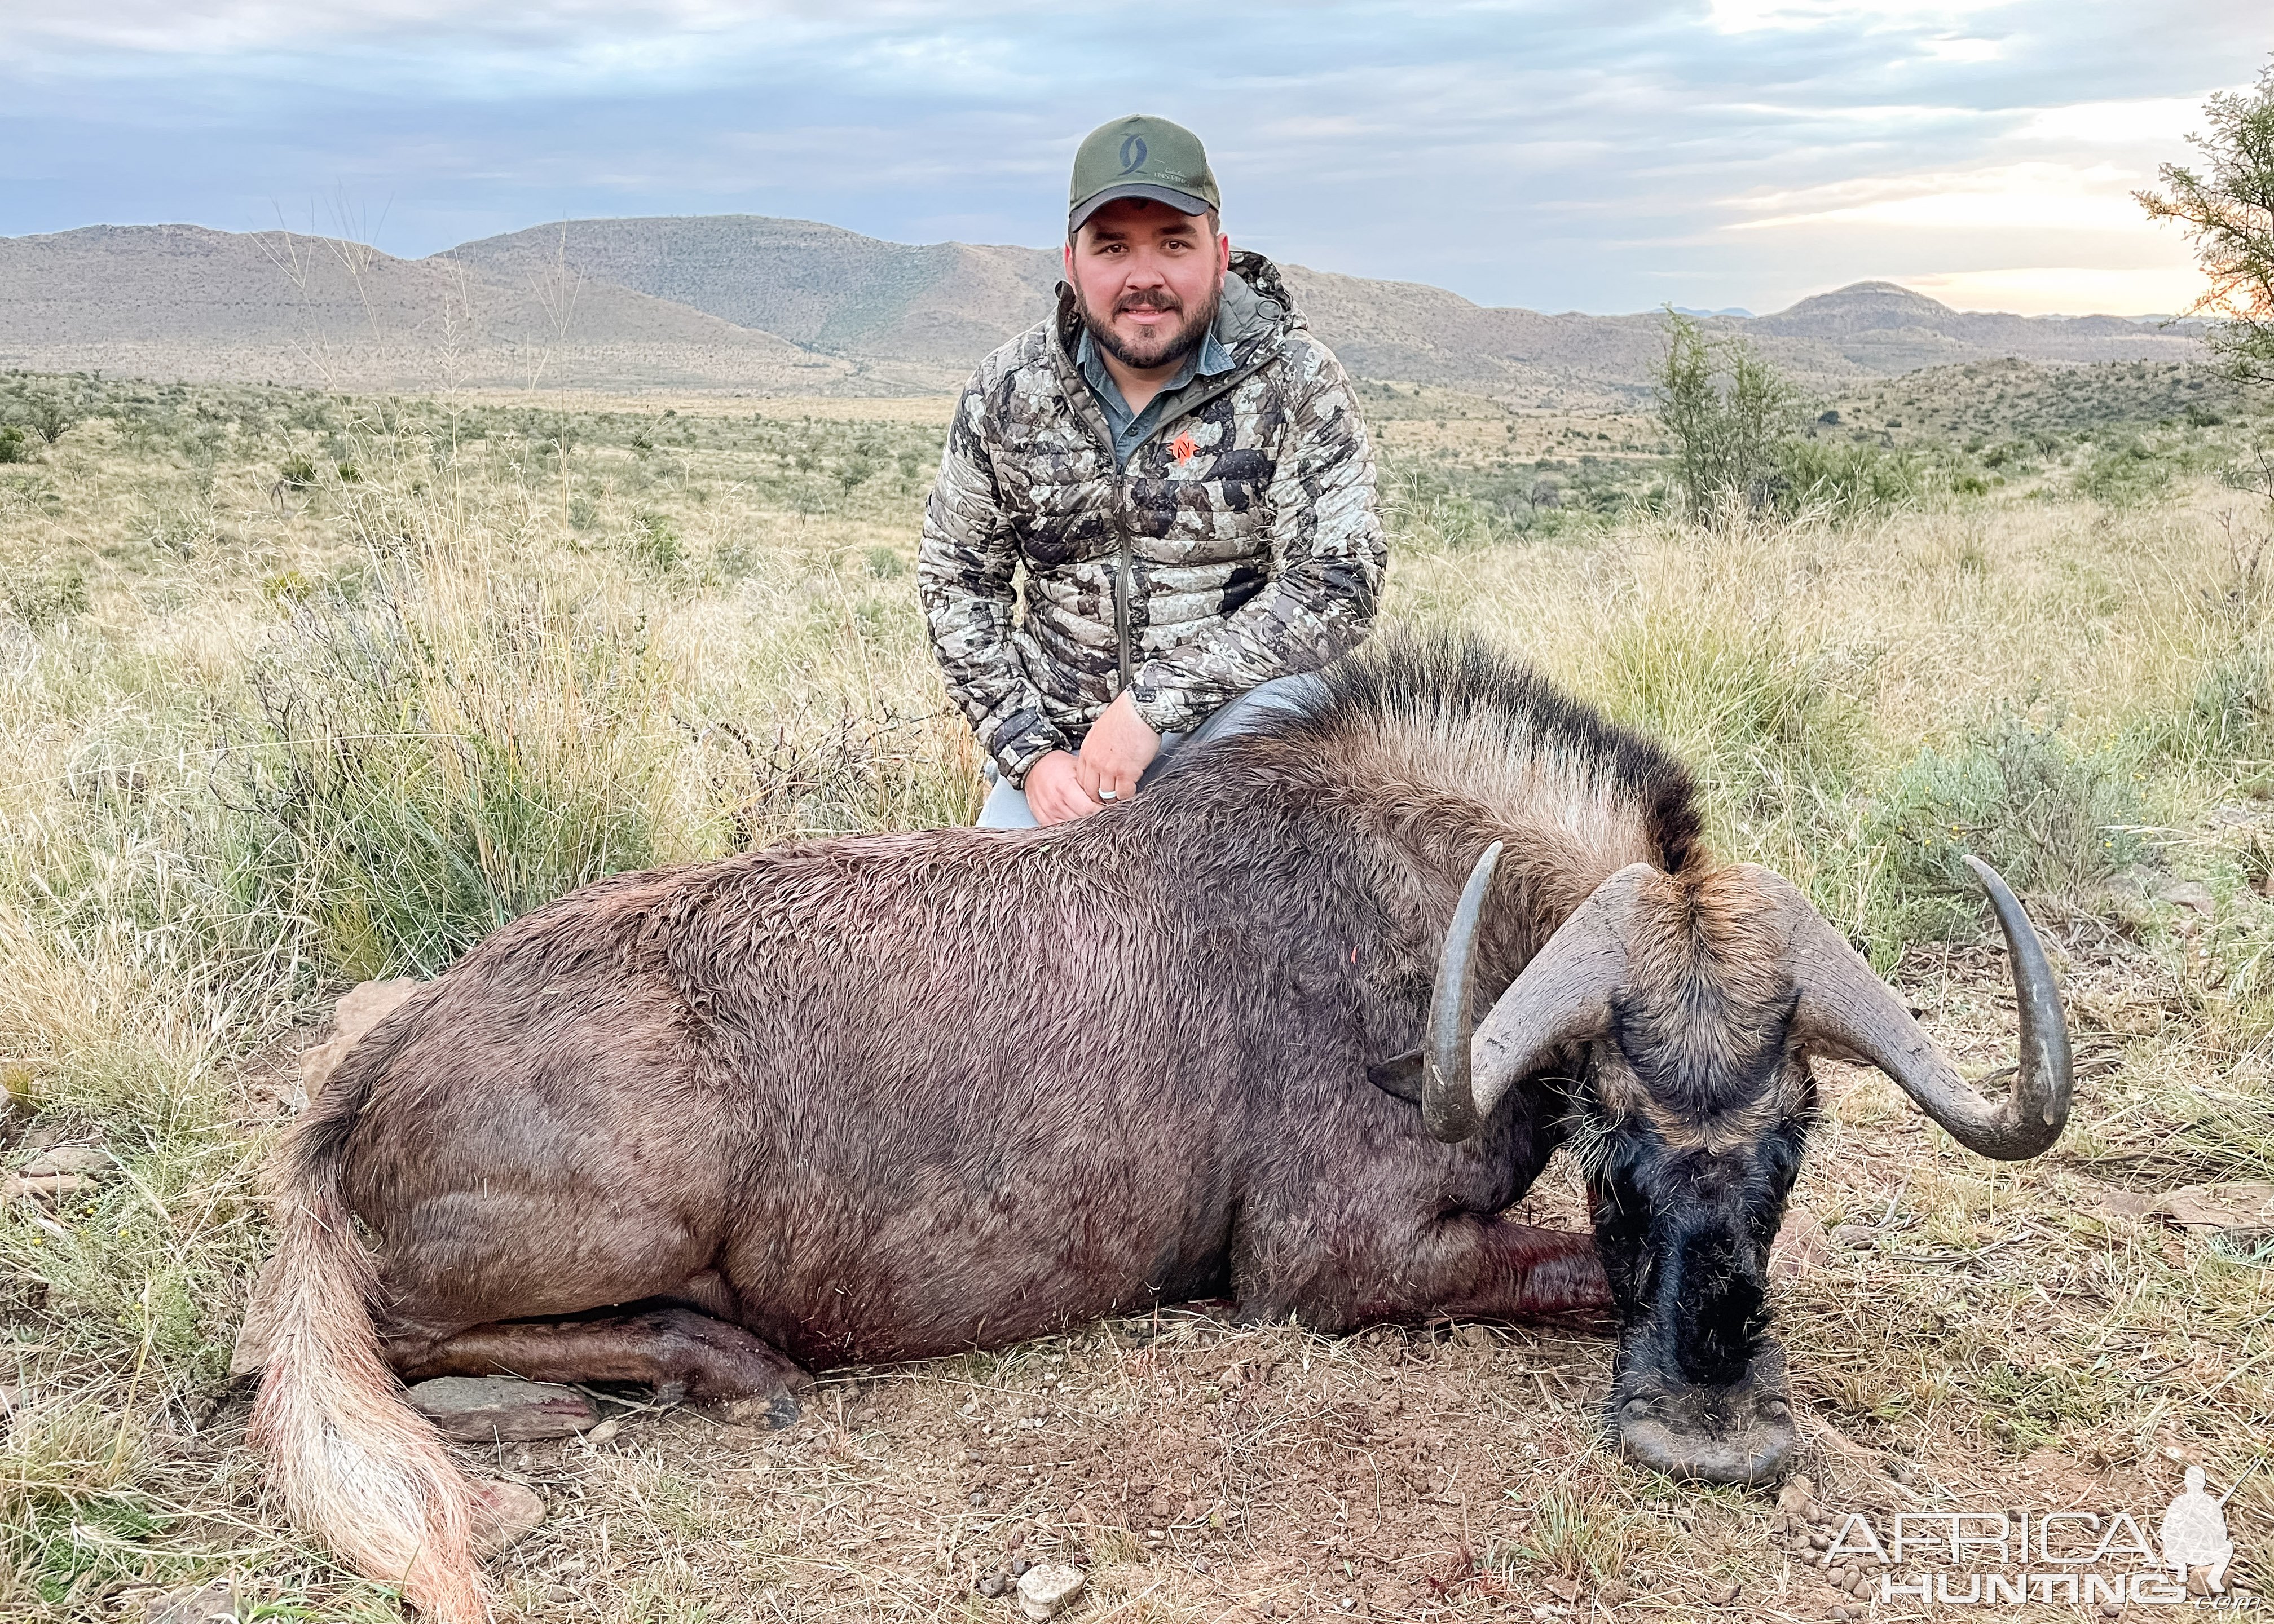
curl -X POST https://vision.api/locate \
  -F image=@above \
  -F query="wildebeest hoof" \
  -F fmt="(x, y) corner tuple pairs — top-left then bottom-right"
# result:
(699, 1389), (803, 1430)
(469, 1479), (546, 1554)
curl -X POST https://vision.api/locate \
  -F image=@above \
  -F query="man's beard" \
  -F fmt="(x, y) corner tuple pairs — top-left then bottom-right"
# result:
(1077, 276), (1222, 371)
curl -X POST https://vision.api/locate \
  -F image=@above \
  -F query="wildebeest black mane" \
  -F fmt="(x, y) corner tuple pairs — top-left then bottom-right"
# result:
(1165, 630), (1704, 877)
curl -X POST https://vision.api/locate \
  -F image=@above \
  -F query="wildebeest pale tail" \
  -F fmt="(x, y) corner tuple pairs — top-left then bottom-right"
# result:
(248, 1036), (488, 1623)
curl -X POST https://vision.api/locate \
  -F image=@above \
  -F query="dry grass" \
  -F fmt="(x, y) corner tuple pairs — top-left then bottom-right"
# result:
(2, 377), (2271, 1621)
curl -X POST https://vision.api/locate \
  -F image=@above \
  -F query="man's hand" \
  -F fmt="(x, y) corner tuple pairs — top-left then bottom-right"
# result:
(1077, 691), (1161, 805)
(1024, 751), (1100, 825)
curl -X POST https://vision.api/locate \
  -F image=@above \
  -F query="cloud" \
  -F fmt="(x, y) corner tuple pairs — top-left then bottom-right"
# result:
(2015, 95), (2207, 145)
(1730, 161), (2157, 234)
(1704, 0), (2016, 32)
(1, 0), (2265, 315)
(1901, 265), (2207, 315)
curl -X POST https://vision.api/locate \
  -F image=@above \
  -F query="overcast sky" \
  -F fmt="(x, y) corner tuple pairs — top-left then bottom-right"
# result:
(5, 1), (2266, 316)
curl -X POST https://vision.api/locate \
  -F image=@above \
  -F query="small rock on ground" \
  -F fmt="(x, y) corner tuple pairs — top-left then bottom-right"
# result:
(144, 1578), (236, 1623)
(408, 1376), (598, 1441)
(1018, 1564), (1086, 1620)
(20, 1145), (110, 1176)
(470, 1479), (547, 1553)
(1771, 1210), (1832, 1281)
(2158, 880), (2216, 917)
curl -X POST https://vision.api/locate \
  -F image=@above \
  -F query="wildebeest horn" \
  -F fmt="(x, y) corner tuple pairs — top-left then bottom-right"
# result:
(1419, 854), (1645, 1142)
(1788, 855), (2072, 1160)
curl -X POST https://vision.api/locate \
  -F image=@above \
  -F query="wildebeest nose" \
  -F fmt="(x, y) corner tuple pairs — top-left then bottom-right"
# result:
(1616, 1392), (1796, 1485)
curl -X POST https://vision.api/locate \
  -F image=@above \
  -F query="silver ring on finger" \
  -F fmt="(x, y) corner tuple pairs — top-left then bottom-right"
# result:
(1098, 788), (1118, 801)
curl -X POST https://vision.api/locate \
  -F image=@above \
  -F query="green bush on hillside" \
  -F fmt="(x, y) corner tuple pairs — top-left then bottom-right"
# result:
(2077, 436), (2181, 505)
(1778, 438), (1937, 524)
(1, 561), (90, 629)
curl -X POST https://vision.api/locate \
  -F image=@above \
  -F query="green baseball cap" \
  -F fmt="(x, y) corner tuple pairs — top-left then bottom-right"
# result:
(1068, 115), (1220, 232)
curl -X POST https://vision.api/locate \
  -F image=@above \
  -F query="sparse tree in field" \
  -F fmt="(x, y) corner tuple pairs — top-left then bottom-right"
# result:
(23, 391), (80, 445)
(1654, 311), (1801, 522)
(2137, 59), (2274, 388)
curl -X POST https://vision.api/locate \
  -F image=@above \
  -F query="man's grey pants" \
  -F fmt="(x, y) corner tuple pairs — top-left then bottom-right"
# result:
(976, 673), (1325, 829)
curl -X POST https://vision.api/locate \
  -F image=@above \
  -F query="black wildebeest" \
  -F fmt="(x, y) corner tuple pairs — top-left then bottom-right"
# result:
(248, 636), (2069, 1619)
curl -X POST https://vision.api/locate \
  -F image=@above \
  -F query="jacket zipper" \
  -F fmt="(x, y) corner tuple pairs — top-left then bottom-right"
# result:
(1109, 365), (1264, 701)
(1114, 480), (1134, 694)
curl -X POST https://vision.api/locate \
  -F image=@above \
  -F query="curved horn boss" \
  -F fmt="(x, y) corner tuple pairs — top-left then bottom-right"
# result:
(1415, 843), (2073, 1482)
(1418, 851), (2072, 1156)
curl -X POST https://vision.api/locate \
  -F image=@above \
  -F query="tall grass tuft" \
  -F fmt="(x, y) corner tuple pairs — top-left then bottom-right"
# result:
(221, 546), (706, 980)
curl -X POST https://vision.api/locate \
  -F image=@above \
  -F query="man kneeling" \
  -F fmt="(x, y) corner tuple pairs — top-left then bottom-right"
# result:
(919, 114), (1387, 826)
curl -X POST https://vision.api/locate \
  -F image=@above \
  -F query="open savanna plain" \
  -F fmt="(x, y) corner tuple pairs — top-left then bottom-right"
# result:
(2, 367), (2272, 1623)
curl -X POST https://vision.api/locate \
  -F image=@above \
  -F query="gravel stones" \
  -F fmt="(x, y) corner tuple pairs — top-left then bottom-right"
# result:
(1016, 1564), (1085, 1620)
(407, 1376), (599, 1441)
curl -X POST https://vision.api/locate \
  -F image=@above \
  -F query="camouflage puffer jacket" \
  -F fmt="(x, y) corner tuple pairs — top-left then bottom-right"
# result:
(918, 250), (1386, 786)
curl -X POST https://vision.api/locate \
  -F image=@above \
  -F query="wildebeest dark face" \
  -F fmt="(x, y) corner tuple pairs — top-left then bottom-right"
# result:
(1577, 955), (1817, 1484)
(1405, 847), (2072, 1486)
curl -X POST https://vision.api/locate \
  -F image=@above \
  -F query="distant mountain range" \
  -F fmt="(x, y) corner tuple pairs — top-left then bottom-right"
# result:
(0, 217), (2204, 402)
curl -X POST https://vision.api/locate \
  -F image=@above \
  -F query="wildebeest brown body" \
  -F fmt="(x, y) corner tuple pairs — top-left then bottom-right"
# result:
(336, 812), (1603, 1371)
(321, 682), (1654, 1361)
(250, 636), (2068, 1622)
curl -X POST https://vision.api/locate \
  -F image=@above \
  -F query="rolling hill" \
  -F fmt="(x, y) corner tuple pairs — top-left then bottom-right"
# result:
(442, 216), (1063, 378)
(0, 215), (2205, 401)
(0, 224), (862, 394)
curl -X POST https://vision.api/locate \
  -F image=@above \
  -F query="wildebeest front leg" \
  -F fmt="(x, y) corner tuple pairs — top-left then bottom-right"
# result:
(391, 1307), (813, 1427)
(1356, 1215), (1610, 1326)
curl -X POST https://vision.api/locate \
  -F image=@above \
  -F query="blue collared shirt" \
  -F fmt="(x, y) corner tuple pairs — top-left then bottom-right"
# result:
(1075, 323), (1237, 467)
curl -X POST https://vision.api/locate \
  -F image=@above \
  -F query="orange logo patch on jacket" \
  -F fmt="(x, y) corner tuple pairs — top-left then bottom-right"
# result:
(1170, 433), (1197, 464)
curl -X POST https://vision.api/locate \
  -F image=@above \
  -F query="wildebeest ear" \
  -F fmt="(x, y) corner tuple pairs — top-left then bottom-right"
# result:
(1368, 1048), (1425, 1104)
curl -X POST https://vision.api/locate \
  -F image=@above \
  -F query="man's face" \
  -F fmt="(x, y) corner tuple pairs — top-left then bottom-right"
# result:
(1064, 197), (1230, 373)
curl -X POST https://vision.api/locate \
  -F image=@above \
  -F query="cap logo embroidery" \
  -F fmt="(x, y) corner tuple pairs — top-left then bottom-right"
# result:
(1118, 135), (1148, 174)
(1171, 434), (1197, 464)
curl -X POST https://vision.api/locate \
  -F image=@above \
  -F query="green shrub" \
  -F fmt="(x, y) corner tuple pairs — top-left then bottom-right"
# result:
(277, 452), (317, 491)
(625, 510), (684, 572)
(1654, 313), (1801, 523)
(0, 423), (29, 464)
(1779, 438), (1936, 523)
(1, 562), (90, 629)
(1861, 716), (2146, 939)
(23, 392), (80, 445)
(2076, 437), (2178, 505)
